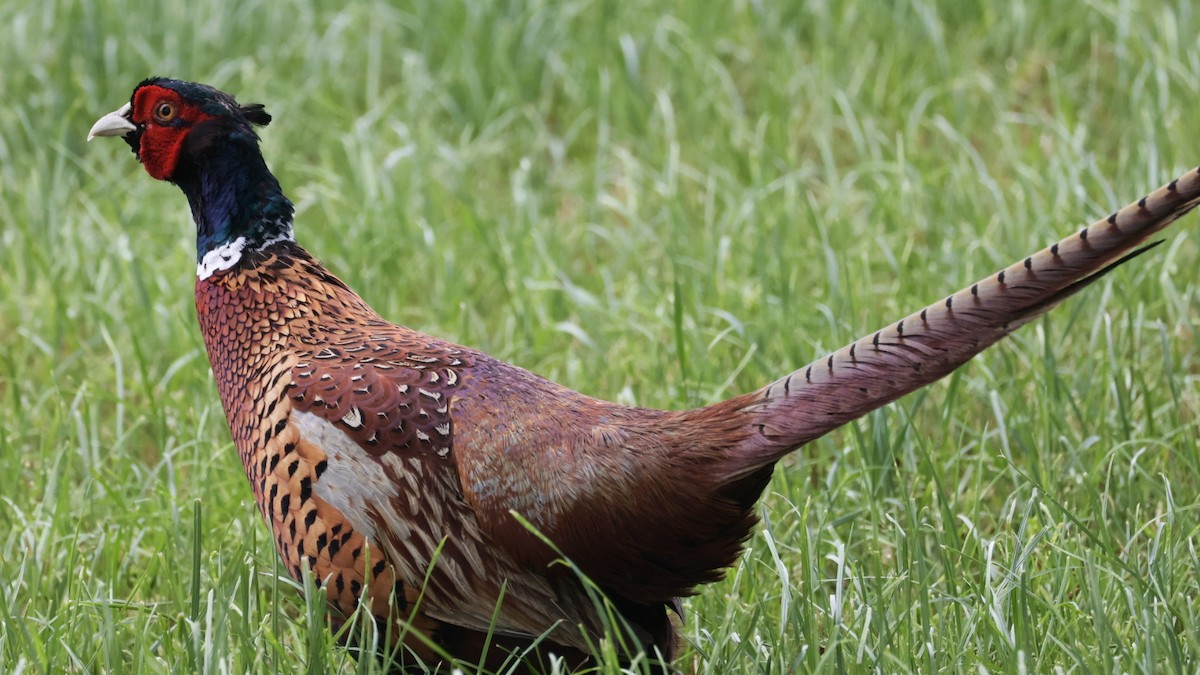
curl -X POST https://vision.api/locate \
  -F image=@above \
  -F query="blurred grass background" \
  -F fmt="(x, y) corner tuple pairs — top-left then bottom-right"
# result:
(2, 0), (1200, 672)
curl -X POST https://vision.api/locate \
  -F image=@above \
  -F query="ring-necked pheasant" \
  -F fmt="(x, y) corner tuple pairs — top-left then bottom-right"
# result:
(89, 78), (1200, 672)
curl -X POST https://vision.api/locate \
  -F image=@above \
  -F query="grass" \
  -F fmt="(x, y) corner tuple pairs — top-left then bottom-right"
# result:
(1, 0), (1199, 672)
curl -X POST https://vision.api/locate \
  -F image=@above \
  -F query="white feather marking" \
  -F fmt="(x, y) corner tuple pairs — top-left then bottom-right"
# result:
(291, 410), (394, 541)
(341, 407), (363, 429)
(377, 456), (414, 538)
(458, 538), (485, 575)
(293, 413), (489, 607)
(262, 229), (293, 248)
(196, 237), (247, 280)
(196, 226), (294, 280)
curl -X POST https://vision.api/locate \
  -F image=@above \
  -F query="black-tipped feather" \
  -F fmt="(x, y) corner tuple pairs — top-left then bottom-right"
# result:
(240, 104), (271, 126)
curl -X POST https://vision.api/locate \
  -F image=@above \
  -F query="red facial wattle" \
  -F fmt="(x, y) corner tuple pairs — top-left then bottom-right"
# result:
(128, 85), (216, 181)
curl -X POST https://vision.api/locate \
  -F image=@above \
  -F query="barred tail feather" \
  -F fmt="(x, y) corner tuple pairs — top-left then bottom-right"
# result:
(741, 166), (1200, 461)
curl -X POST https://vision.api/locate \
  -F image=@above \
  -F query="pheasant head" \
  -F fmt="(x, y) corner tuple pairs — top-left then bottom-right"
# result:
(89, 78), (293, 278)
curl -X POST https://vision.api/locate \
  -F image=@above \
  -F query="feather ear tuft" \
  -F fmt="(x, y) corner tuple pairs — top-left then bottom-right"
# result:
(240, 103), (272, 127)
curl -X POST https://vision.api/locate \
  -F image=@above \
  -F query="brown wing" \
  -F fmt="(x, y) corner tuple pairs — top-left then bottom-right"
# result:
(289, 321), (464, 457)
(448, 356), (763, 606)
(284, 322), (617, 650)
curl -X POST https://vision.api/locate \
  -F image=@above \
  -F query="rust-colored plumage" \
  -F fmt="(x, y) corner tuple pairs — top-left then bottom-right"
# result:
(90, 79), (1200, 672)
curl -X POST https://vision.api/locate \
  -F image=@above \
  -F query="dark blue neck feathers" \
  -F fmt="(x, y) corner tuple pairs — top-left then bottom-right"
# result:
(171, 130), (294, 267)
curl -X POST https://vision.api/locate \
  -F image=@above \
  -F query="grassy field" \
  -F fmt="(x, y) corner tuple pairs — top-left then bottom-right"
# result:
(3, 0), (1200, 672)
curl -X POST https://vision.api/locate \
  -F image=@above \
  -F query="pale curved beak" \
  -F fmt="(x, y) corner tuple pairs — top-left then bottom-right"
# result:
(87, 103), (136, 141)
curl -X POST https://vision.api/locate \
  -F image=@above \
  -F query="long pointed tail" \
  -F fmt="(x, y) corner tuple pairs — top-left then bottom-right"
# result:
(740, 165), (1200, 462)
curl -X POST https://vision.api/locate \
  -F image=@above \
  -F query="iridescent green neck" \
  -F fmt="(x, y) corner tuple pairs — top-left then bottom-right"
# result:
(171, 127), (295, 279)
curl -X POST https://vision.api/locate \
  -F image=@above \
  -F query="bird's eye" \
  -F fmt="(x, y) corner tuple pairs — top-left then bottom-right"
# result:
(154, 102), (177, 122)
